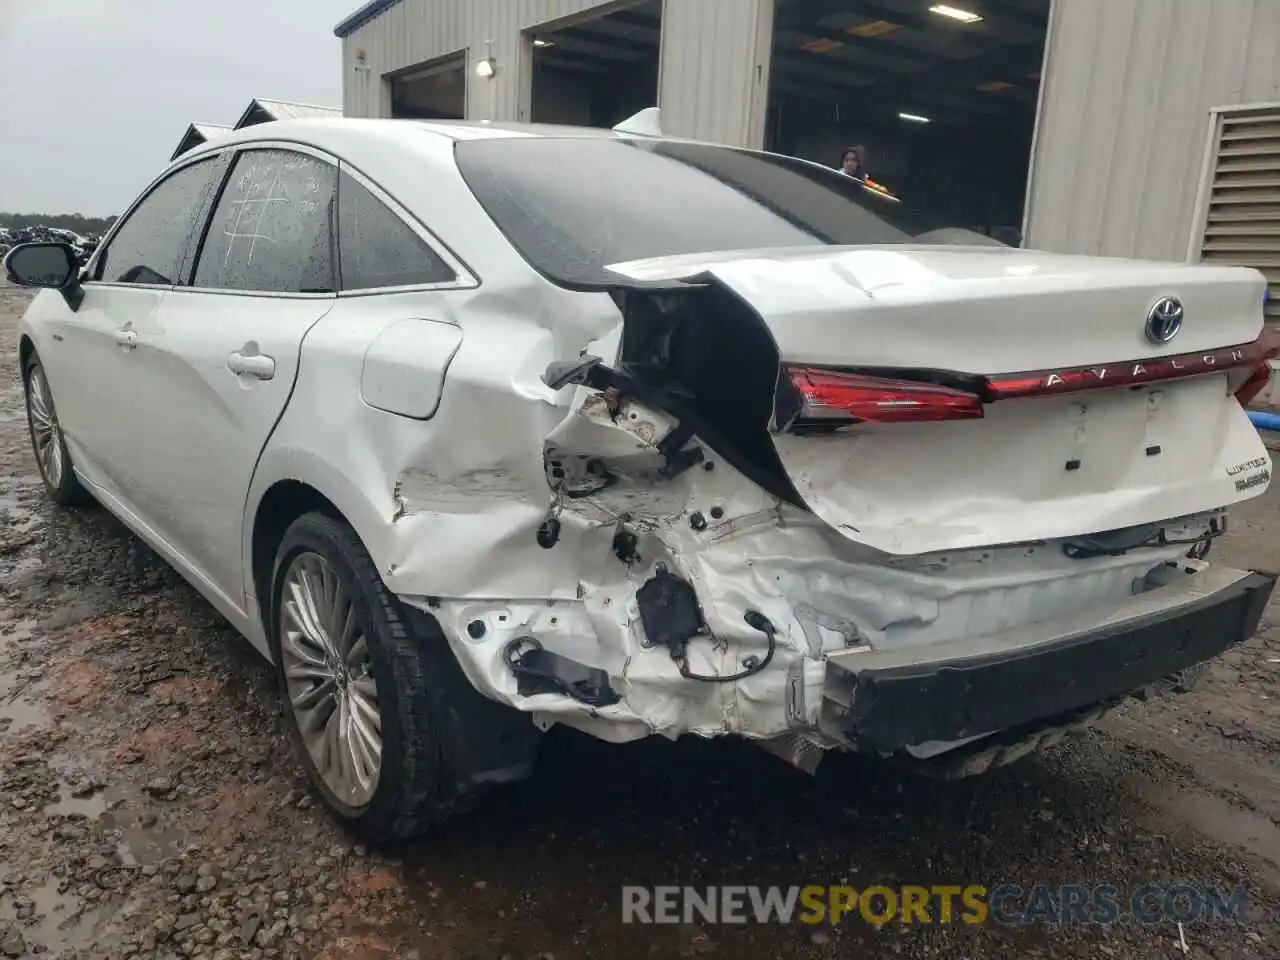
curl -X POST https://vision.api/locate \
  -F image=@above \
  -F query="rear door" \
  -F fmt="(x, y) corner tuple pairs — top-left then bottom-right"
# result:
(116, 145), (339, 606)
(40, 153), (228, 495)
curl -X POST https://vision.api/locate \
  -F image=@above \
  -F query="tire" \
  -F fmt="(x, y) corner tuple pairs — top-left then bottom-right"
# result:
(23, 353), (89, 506)
(268, 511), (500, 843)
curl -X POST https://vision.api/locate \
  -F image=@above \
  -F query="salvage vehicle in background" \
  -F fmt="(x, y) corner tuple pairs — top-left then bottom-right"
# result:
(4, 114), (1277, 842)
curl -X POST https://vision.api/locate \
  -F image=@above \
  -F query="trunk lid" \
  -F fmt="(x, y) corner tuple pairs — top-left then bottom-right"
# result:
(606, 245), (1275, 556)
(607, 245), (1268, 372)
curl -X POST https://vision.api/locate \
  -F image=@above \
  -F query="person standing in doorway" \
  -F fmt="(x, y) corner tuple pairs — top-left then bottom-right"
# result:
(840, 145), (868, 182)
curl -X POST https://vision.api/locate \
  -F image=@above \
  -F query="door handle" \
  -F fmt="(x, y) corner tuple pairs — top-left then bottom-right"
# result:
(227, 351), (276, 380)
(114, 327), (137, 350)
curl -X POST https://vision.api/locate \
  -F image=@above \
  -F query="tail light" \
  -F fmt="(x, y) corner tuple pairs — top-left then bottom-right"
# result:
(779, 366), (983, 430)
(778, 328), (1280, 433)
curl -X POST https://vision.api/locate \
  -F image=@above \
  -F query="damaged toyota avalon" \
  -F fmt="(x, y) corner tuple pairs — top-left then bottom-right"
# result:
(5, 114), (1278, 842)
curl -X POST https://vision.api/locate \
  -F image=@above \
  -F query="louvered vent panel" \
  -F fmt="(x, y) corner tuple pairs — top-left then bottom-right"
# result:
(1199, 106), (1280, 321)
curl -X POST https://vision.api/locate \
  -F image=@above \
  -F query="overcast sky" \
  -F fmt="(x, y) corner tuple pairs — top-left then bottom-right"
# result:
(0, 0), (356, 216)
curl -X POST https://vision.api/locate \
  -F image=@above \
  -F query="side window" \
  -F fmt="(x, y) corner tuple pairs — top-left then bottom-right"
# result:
(96, 157), (223, 286)
(338, 171), (456, 290)
(194, 149), (337, 293)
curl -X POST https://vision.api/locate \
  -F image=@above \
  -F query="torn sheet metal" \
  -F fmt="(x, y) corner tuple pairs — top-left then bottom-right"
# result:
(404, 387), (1193, 745)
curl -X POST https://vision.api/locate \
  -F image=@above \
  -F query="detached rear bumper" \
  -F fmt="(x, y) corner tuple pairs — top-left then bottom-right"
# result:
(825, 566), (1276, 754)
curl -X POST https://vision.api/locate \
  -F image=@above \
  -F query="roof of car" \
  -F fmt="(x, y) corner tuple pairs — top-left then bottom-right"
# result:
(232, 117), (626, 141)
(172, 117), (658, 169)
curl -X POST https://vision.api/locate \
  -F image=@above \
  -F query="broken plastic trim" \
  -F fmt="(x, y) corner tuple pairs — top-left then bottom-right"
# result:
(502, 636), (621, 708)
(543, 356), (606, 391)
(1061, 514), (1228, 560)
(542, 355), (802, 506)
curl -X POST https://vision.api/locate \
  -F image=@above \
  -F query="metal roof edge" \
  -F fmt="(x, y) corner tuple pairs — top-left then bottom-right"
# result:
(233, 101), (263, 129)
(251, 99), (342, 113)
(171, 129), (195, 162)
(334, 0), (403, 38)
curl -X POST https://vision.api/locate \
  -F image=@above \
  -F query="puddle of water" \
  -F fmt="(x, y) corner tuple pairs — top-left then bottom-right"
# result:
(105, 809), (189, 867)
(0, 489), (42, 536)
(0, 621), (44, 714)
(0, 618), (35, 641)
(45, 789), (108, 820)
(1150, 786), (1280, 890)
(43, 778), (191, 866)
(0, 617), (35, 657)
(0, 693), (51, 731)
(0, 552), (44, 589)
(0, 874), (103, 955)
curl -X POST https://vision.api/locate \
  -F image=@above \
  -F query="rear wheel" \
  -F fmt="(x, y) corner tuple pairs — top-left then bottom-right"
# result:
(23, 353), (88, 506)
(269, 512), (502, 842)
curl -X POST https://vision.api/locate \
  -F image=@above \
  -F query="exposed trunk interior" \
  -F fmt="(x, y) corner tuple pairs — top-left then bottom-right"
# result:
(610, 284), (796, 503)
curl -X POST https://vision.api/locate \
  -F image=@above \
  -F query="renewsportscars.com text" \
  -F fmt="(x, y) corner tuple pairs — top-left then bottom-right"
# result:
(621, 884), (1250, 927)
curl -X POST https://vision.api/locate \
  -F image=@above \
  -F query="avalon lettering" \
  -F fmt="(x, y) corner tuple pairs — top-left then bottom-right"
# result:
(1040, 349), (1251, 390)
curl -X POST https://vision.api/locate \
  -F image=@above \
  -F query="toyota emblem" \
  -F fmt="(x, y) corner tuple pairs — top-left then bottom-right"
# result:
(1145, 296), (1184, 344)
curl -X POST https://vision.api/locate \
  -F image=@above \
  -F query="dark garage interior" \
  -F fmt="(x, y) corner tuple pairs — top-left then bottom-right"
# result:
(769, 0), (1050, 241)
(527, 0), (661, 128)
(390, 51), (467, 120)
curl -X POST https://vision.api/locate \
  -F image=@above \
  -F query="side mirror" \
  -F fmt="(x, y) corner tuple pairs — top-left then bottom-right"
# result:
(3, 242), (83, 310)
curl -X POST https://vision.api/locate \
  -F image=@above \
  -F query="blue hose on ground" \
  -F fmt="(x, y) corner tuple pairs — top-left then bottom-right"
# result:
(1248, 409), (1280, 432)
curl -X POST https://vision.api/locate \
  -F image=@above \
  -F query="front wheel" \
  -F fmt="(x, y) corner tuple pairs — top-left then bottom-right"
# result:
(23, 353), (88, 506)
(269, 512), (531, 842)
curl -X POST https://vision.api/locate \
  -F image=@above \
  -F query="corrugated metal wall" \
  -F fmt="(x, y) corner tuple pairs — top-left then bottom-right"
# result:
(1025, 0), (1280, 262)
(342, 0), (605, 122)
(658, 0), (772, 147)
(341, 0), (772, 146)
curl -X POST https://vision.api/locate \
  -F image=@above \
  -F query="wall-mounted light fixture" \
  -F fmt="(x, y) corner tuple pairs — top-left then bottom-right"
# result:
(475, 56), (497, 78)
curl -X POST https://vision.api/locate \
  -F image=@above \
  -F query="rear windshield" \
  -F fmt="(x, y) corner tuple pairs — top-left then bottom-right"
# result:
(454, 136), (970, 287)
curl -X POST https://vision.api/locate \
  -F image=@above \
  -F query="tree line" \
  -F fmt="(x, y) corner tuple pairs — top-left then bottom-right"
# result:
(0, 212), (118, 235)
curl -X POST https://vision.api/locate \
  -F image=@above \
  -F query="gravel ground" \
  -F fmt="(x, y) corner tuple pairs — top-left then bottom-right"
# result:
(0, 279), (1278, 960)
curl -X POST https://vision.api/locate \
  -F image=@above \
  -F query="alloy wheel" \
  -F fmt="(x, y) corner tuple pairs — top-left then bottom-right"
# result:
(279, 551), (382, 807)
(26, 365), (64, 490)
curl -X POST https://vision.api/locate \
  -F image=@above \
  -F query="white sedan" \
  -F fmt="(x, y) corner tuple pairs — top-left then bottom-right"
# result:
(5, 114), (1277, 841)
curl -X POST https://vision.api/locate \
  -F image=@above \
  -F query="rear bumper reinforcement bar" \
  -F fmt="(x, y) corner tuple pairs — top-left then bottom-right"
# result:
(825, 566), (1276, 753)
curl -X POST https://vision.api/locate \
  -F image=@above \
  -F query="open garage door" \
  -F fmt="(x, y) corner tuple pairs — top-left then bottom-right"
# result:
(391, 52), (466, 120)
(527, 0), (660, 127)
(768, 0), (1049, 245)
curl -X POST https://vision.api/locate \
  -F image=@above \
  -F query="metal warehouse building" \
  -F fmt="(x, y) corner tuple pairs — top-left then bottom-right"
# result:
(170, 100), (342, 161)
(335, 0), (1280, 313)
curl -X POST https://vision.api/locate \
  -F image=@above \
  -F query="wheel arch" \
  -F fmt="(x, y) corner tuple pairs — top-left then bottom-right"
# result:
(245, 448), (396, 643)
(18, 334), (34, 372)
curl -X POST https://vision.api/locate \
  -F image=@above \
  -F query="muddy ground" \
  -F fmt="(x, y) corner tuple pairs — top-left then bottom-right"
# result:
(0, 279), (1277, 960)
